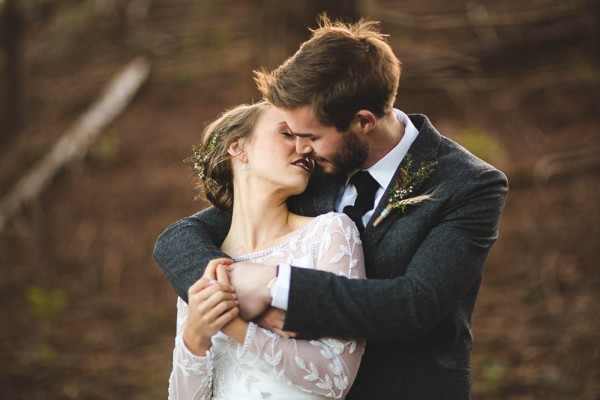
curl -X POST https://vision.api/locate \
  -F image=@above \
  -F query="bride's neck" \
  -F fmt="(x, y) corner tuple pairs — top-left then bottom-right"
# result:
(222, 187), (294, 256)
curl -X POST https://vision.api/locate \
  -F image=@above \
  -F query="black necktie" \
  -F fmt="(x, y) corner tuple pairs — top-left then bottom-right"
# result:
(343, 171), (379, 232)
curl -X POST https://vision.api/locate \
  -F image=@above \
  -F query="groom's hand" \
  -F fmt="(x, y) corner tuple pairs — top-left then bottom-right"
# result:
(228, 261), (275, 320)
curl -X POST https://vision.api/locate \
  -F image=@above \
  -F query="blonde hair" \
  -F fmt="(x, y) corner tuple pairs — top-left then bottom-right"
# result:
(254, 15), (401, 132)
(190, 101), (269, 212)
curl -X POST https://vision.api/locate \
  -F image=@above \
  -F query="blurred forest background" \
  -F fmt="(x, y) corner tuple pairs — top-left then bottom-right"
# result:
(0, 0), (598, 399)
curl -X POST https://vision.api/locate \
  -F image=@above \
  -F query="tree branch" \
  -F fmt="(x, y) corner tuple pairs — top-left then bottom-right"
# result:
(0, 58), (151, 232)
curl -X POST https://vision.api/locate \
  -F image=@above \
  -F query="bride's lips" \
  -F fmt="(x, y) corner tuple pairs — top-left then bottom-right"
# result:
(291, 157), (315, 174)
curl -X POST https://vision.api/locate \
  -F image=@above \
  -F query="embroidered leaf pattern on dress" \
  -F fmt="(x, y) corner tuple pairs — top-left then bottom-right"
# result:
(316, 374), (334, 390)
(334, 375), (349, 391)
(294, 356), (307, 369)
(330, 358), (343, 375)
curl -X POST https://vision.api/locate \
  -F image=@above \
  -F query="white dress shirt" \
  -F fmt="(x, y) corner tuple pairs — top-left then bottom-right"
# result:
(271, 109), (419, 310)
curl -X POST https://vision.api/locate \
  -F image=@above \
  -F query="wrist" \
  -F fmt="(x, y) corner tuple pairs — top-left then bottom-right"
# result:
(183, 329), (212, 356)
(221, 317), (248, 344)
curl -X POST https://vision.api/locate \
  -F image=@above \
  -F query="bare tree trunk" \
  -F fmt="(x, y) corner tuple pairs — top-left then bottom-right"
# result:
(2, 0), (25, 138)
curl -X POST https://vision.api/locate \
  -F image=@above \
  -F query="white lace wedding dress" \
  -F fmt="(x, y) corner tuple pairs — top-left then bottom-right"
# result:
(168, 212), (366, 399)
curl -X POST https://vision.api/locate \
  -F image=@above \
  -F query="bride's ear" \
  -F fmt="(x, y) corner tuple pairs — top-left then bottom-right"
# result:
(227, 140), (246, 161)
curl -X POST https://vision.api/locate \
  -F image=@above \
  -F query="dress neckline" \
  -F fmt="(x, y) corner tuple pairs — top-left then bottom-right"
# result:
(231, 213), (328, 262)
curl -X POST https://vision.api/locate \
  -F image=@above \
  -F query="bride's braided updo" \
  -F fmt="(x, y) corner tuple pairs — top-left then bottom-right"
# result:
(190, 101), (269, 212)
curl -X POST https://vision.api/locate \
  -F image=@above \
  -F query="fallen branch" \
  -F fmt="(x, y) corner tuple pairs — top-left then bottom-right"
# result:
(0, 57), (151, 232)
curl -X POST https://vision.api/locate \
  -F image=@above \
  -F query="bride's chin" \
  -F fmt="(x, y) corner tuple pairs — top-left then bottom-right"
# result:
(286, 182), (308, 196)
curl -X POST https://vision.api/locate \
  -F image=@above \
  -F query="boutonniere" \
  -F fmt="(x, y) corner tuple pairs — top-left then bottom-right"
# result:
(373, 154), (438, 227)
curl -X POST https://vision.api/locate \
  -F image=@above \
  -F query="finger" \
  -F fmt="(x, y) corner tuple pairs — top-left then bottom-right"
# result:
(203, 260), (219, 280)
(216, 264), (231, 286)
(215, 265), (235, 293)
(282, 330), (298, 338)
(196, 288), (237, 312)
(213, 306), (239, 328)
(203, 257), (232, 280)
(215, 258), (235, 266)
(204, 258), (235, 282)
(190, 282), (225, 305)
(209, 258), (234, 270)
(188, 277), (212, 297)
(207, 299), (239, 321)
(272, 328), (290, 339)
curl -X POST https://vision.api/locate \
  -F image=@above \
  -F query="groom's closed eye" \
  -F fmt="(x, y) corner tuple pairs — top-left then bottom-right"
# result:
(294, 133), (317, 140)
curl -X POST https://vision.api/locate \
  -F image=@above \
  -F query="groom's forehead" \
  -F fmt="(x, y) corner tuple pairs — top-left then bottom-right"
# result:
(285, 107), (319, 128)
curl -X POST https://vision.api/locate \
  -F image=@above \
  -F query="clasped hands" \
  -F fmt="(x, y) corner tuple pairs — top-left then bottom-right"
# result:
(183, 258), (296, 355)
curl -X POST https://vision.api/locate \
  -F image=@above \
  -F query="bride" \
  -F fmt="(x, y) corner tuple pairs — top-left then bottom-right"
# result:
(168, 101), (366, 399)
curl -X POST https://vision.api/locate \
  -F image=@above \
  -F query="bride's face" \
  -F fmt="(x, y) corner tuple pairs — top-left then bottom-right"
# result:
(242, 106), (315, 196)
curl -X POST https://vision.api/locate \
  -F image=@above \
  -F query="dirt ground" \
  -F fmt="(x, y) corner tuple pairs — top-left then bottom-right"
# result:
(0, 1), (598, 399)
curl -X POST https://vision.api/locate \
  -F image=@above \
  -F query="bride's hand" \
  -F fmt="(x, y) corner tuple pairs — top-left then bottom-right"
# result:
(202, 257), (234, 281)
(183, 266), (238, 355)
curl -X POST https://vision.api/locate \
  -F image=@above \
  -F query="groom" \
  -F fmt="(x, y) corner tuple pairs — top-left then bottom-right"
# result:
(154, 16), (507, 399)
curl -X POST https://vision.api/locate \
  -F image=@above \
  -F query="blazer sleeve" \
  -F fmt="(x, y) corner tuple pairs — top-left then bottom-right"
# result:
(283, 167), (508, 341)
(153, 206), (232, 302)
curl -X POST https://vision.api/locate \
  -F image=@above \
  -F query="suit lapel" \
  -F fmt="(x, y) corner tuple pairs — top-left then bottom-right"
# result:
(362, 114), (441, 252)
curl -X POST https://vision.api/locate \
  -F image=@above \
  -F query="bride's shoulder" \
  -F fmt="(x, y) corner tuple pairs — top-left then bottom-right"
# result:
(288, 213), (315, 231)
(313, 212), (358, 231)
(290, 212), (358, 234)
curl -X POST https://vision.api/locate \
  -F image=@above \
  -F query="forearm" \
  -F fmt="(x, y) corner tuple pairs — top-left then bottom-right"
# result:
(220, 317), (248, 344)
(285, 255), (483, 341)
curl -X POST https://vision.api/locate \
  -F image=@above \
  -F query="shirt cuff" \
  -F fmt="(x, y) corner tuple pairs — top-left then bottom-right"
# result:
(270, 263), (291, 310)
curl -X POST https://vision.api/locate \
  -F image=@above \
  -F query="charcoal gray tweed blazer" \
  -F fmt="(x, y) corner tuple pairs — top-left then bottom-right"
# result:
(154, 114), (508, 400)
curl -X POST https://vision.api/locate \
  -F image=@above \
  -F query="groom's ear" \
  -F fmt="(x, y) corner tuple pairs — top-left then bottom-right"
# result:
(354, 110), (376, 132)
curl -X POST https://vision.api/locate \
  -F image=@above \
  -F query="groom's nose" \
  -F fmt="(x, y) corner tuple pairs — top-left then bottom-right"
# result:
(295, 136), (313, 156)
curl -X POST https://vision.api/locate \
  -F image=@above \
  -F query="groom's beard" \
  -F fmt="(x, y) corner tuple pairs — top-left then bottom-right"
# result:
(323, 130), (369, 178)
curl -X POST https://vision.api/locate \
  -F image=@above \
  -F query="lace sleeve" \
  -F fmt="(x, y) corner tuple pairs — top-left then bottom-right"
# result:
(242, 213), (366, 398)
(168, 297), (214, 400)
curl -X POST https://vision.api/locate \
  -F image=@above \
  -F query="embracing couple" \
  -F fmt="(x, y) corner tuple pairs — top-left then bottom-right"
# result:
(154, 16), (508, 400)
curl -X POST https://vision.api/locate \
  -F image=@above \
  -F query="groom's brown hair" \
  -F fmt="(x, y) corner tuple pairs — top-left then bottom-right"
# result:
(254, 15), (401, 132)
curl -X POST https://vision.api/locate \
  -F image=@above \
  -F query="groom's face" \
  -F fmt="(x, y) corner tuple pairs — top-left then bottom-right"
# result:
(284, 106), (369, 177)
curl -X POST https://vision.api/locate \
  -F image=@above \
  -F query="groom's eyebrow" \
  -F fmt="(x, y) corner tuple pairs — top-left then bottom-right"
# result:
(292, 132), (316, 138)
